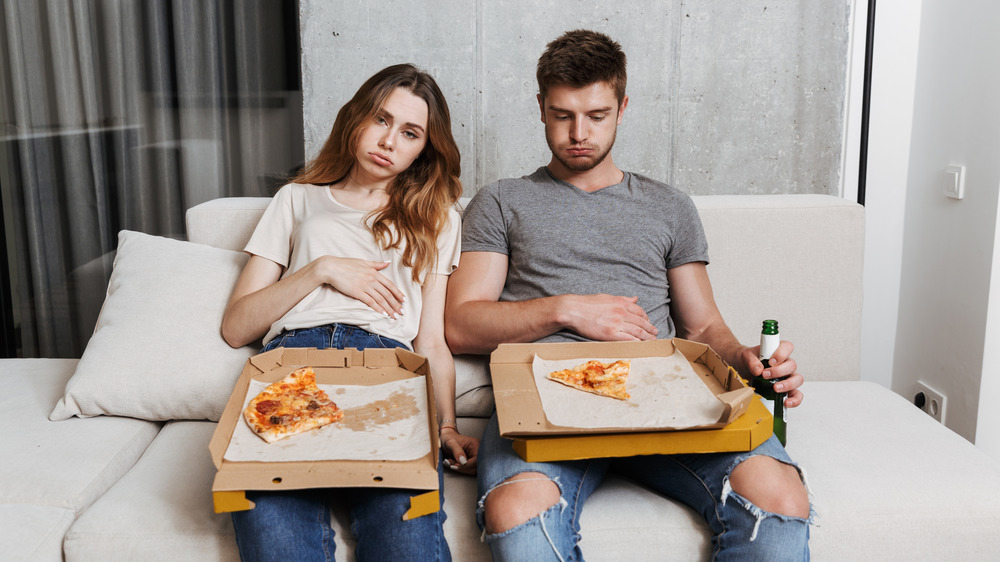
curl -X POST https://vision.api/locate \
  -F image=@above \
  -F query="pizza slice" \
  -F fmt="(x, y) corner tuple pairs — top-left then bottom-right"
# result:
(547, 359), (631, 401)
(243, 366), (344, 443)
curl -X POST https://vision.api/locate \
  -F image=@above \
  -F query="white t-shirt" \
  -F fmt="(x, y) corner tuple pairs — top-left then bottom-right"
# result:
(245, 183), (461, 348)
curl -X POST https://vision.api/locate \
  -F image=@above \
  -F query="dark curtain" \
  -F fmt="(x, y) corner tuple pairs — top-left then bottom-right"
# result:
(0, 0), (303, 358)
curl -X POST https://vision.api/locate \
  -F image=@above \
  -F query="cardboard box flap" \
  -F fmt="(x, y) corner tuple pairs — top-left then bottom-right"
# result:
(363, 347), (430, 376)
(247, 347), (362, 373)
(718, 387), (755, 409)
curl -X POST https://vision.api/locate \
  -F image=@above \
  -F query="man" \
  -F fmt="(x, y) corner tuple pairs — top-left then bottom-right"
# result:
(445, 29), (811, 560)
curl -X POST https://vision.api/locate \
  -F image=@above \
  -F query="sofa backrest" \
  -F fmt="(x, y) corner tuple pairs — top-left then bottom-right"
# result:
(186, 193), (864, 382)
(692, 195), (864, 382)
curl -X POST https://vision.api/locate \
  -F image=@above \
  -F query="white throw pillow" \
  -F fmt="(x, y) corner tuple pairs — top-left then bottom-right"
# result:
(50, 231), (255, 422)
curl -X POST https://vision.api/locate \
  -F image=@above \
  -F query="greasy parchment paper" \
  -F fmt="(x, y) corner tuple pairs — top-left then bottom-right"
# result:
(531, 352), (726, 429)
(223, 377), (430, 462)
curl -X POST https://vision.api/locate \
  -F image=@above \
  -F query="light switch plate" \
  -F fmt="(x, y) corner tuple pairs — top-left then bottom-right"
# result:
(945, 165), (965, 199)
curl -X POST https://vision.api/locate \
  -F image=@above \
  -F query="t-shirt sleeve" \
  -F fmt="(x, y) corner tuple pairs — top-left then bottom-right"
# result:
(665, 193), (710, 269)
(244, 184), (296, 268)
(434, 206), (462, 274)
(459, 181), (509, 255)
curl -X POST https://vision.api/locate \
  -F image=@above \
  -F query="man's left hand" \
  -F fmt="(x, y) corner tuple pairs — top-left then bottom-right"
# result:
(741, 340), (804, 408)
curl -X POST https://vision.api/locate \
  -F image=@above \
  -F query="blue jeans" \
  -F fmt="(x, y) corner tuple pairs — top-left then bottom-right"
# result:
(258, 323), (409, 353)
(477, 412), (811, 561)
(232, 323), (451, 562)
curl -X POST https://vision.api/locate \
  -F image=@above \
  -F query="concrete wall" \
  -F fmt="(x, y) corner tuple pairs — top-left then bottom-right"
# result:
(300, 1), (851, 198)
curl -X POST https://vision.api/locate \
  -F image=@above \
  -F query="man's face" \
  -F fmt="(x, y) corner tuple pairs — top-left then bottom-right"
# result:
(539, 82), (627, 174)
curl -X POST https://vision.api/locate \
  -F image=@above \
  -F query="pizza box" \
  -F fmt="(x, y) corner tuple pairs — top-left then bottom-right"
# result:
(209, 347), (441, 518)
(491, 338), (772, 461)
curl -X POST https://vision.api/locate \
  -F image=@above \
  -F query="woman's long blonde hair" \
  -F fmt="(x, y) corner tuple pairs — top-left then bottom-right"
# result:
(292, 64), (462, 283)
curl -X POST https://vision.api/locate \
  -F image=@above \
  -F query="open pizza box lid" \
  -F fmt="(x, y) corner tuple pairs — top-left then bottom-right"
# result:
(209, 347), (441, 516)
(491, 338), (770, 461)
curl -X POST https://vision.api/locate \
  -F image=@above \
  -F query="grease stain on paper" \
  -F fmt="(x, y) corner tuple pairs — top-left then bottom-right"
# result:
(340, 389), (420, 432)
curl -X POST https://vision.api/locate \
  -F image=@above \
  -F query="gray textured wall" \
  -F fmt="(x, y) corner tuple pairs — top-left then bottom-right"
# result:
(301, 1), (850, 197)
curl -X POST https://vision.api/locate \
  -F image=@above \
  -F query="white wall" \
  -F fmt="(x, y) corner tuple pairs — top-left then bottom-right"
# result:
(864, 0), (1000, 444)
(979, 187), (1000, 456)
(858, 1), (921, 391)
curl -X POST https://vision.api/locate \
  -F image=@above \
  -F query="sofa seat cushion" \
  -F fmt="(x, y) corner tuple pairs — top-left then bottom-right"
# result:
(63, 421), (240, 561)
(579, 478), (710, 559)
(63, 418), (495, 561)
(0, 505), (76, 562)
(0, 359), (160, 511)
(789, 381), (1000, 560)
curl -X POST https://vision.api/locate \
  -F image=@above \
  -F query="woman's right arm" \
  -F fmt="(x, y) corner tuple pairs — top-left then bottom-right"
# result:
(221, 254), (407, 349)
(222, 255), (308, 348)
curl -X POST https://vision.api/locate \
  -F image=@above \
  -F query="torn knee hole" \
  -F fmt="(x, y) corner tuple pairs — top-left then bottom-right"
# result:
(726, 458), (809, 519)
(482, 474), (562, 534)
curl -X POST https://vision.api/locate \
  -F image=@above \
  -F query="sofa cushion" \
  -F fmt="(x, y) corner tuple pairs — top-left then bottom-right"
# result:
(789, 381), (1000, 559)
(49, 231), (257, 422)
(0, 359), (160, 560)
(0, 505), (76, 562)
(580, 476), (710, 559)
(64, 418), (494, 561)
(185, 196), (271, 252)
(63, 421), (241, 561)
(1, 359), (160, 510)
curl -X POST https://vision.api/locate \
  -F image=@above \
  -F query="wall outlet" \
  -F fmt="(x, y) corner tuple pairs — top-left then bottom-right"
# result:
(914, 381), (947, 423)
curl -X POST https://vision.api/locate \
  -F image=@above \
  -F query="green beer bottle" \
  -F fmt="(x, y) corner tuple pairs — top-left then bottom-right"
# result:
(753, 319), (787, 445)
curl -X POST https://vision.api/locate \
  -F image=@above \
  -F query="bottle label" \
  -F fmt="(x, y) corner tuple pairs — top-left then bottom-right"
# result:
(760, 333), (780, 363)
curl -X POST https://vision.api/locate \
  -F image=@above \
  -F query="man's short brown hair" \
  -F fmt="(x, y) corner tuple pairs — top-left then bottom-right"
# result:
(536, 29), (627, 104)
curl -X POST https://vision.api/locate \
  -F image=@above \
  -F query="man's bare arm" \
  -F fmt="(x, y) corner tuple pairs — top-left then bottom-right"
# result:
(667, 262), (804, 407)
(444, 251), (658, 354)
(444, 252), (562, 354)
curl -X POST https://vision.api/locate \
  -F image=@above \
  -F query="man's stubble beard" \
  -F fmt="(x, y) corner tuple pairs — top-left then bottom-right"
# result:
(546, 129), (617, 173)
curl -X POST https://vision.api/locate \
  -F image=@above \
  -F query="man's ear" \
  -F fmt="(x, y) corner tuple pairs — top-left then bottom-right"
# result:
(537, 93), (546, 123)
(617, 95), (629, 125)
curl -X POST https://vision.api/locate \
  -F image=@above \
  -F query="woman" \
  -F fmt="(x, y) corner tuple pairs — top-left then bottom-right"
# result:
(222, 64), (476, 562)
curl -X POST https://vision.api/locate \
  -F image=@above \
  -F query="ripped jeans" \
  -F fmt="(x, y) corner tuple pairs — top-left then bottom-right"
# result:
(476, 412), (811, 561)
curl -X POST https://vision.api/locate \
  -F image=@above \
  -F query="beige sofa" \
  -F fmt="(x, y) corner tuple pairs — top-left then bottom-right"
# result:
(6, 194), (1000, 561)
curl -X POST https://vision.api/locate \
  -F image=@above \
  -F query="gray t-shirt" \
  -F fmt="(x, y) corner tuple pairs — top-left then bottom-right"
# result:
(461, 167), (709, 343)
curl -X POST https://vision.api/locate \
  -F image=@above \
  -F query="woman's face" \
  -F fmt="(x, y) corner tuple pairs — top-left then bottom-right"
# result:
(353, 87), (429, 186)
